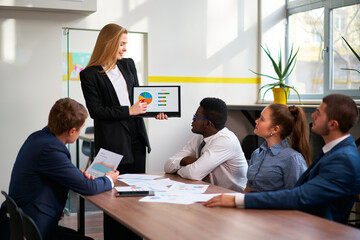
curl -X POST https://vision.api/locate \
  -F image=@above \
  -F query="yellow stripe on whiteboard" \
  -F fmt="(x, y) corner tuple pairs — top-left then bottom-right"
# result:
(148, 76), (260, 84)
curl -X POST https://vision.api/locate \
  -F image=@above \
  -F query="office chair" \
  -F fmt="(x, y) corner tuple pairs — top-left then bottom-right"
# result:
(347, 193), (360, 228)
(309, 122), (325, 163)
(1, 191), (23, 240)
(82, 126), (94, 156)
(82, 126), (95, 170)
(241, 135), (264, 164)
(20, 209), (42, 240)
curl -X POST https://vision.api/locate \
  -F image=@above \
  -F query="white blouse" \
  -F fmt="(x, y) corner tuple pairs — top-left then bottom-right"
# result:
(104, 65), (131, 107)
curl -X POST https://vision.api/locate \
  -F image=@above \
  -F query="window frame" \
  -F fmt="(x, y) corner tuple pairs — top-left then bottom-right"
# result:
(286, 0), (360, 100)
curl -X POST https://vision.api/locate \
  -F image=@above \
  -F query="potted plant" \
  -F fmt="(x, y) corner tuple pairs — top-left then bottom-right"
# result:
(341, 36), (360, 74)
(250, 44), (301, 104)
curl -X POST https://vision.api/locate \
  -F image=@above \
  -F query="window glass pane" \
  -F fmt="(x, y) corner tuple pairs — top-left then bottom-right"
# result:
(333, 4), (360, 90)
(289, 8), (324, 94)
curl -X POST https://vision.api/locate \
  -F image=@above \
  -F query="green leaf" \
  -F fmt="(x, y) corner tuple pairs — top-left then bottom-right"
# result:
(249, 69), (280, 81)
(289, 86), (302, 104)
(282, 46), (299, 78)
(341, 68), (360, 74)
(258, 83), (277, 92)
(278, 47), (282, 75)
(284, 58), (297, 80)
(262, 45), (282, 79)
(342, 37), (360, 62)
(259, 83), (277, 89)
(262, 86), (274, 100)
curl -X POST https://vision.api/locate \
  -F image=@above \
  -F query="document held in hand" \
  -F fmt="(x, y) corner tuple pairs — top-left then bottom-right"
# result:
(85, 148), (123, 178)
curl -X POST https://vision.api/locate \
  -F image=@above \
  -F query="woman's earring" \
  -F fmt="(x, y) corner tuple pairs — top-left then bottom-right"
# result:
(270, 133), (273, 136)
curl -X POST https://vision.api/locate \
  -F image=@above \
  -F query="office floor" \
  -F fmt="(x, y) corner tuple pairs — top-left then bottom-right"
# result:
(58, 211), (103, 240)
(59, 191), (103, 240)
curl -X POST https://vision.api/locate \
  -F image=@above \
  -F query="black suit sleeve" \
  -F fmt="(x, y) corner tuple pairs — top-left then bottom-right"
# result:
(80, 67), (130, 121)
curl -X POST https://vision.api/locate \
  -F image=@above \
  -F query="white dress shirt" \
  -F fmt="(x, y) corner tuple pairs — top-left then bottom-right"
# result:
(105, 176), (114, 188)
(104, 65), (131, 106)
(164, 127), (248, 192)
(322, 134), (350, 154)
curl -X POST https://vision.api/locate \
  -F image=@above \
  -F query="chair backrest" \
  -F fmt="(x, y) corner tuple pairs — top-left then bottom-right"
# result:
(241, 135), (264, 161)
(85, 126), (94, 134)
(19, 209), (42, 240)
(1, 191), (23, 240)
(82, 126), (94, 156)
(309, 122), (325, 162)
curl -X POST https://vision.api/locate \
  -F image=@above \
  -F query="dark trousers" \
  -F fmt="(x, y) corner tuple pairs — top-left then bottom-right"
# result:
(48, 225), (93, 240)
(118, 139), (146, 174)
(104, 135), (146, 240)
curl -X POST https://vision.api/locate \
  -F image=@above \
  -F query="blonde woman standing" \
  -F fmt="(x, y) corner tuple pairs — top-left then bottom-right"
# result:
(81, 23), (166, 174)
(80, 23), (166, 240)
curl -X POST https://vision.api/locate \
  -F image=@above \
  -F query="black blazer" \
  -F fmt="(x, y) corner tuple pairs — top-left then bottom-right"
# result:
(80, 58), (150, 166)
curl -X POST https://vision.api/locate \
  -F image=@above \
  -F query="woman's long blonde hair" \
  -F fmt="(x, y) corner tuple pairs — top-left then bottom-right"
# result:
(86, 23), (128, 72)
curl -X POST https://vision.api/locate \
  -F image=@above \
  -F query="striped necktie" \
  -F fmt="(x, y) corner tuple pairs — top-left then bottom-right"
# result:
(198, 140), (206, 157)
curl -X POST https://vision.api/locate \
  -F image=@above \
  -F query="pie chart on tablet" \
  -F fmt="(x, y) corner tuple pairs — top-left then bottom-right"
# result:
(138, 92), (153, 104)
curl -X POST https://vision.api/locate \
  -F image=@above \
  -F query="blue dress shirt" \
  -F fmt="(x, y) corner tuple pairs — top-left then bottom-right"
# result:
(247, 139), (307, 192)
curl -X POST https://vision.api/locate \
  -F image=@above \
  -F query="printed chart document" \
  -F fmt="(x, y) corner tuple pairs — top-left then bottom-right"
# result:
(115, 186), (152, 192)
(167, 182), (209, 194)
(86, 148), (123, 178)
(139, 192), (196, 205)
(118, 174), (174, 192)
(115, 173), (234, 205)
(118, 174), (162, 180)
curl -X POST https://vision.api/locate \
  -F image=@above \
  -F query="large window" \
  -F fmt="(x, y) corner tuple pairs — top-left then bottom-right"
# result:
(286, 0), (360, 99)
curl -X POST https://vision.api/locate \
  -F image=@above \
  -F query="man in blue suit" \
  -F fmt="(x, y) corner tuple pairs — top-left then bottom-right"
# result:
(0, 98), (119, 239)
(204, 94), (360, 224)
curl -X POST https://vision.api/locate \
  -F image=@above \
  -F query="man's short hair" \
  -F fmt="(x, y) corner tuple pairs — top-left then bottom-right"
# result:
(200, 97), (227, 130)
(48, 98), (88, 135)
(323, 94), (358, 133)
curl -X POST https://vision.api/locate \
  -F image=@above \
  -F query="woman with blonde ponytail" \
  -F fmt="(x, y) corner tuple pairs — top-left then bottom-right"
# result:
(244, 104), (310, 193)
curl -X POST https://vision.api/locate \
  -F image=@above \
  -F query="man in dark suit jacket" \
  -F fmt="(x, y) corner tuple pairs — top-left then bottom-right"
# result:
(204, 94), (360, 224)
(0, 98), (119, 240)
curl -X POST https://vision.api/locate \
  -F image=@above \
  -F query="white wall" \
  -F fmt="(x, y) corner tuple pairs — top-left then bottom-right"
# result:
(146, 0), (259, 172)
(0, 0), (261, 192)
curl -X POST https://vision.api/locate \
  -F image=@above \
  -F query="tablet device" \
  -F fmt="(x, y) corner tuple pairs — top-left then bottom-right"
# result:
(116, 191), (155, 197)
(132, 86), (181, 117)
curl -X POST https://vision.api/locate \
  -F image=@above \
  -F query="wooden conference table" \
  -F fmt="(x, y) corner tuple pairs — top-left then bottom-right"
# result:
(78, 173), (360, 239)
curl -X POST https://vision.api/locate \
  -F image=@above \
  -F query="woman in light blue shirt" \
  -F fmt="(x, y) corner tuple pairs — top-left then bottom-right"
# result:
(245, 104), (310, 192)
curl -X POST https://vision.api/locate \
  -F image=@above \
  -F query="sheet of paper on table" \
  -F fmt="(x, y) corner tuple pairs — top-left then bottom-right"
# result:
(116, 173), (234, 205)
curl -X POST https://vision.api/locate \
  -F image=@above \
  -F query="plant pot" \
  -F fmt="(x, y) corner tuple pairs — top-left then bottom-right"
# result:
(272, 87), (289, 105)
